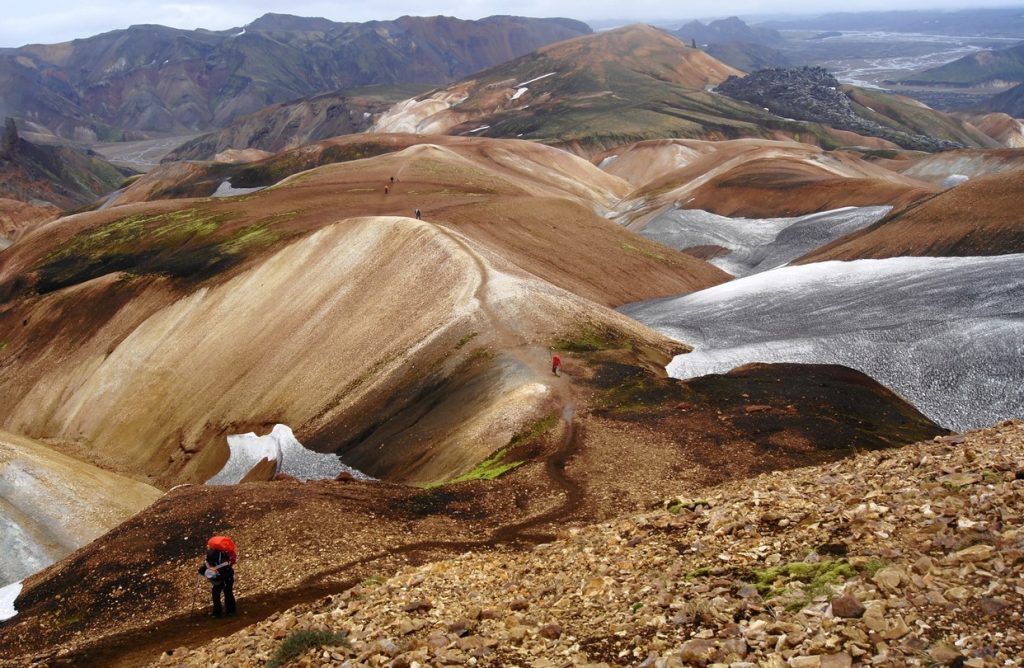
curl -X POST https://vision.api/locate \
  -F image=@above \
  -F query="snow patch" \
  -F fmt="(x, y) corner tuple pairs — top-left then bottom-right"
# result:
(0, 581), (21, 621)
(510, 87), (528, 101)
(468, 125), (490, 133)
(207, 424), (373, 484)
(516, 72), (556, 87)
(943, 174), (970, 188)
(598, 155), (619, 169)
(641, 206), (889, 277)
(211, 180), (265, 198)
(621, 254), (1024, 432)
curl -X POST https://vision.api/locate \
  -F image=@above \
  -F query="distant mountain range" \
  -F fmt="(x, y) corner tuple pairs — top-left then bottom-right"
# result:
(673, 16), (783, 47)
(0, 14), (590, 141)
(899, 42), (1024, 88)
(671, 17), (791, 72)
(761, 8), (1024, 37)
(358, 26), (993, 156)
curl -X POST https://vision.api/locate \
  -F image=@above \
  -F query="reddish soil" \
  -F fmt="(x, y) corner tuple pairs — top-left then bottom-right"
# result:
(801, 168), (1024, 261)
(0, 351), (944, 667)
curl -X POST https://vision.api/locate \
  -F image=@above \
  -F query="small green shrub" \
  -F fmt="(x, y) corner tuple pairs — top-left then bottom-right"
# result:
(266, 629), (349, 668)
(748, 559), (856, 611)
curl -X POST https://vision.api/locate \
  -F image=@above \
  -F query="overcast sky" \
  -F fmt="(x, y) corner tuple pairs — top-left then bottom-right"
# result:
(0, 0), (1010, 48)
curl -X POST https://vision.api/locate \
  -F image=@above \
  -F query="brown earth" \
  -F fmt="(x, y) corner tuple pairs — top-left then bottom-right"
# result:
(801, 168), (1024, 261)
(0, 352), (945, 667)
(156, 420), (1024, 667)
(0, 198), (59, 248)
(968, 113), (1024, 148)
(0, 136), (729, 493)
(899, 147), (1024, 186)
(602, 138), (936, 226)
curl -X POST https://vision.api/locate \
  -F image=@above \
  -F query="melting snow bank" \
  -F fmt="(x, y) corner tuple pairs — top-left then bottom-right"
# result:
(207, 424), (373, 484)
(211, 180), (265, 198)
(620, 255), (1024, 432)
(0, 581), (21, 621)
(640, 206), (890, 277)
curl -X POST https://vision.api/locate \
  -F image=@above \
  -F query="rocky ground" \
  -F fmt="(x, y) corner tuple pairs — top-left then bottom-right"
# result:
(152, 420), (1024, 668)
(716, 68), (962, 152)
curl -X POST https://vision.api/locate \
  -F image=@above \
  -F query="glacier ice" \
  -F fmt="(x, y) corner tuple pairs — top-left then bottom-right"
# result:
(620, 255), (1024, 431)
(207, 424), (373, 484)
(640, 206), (890, 277)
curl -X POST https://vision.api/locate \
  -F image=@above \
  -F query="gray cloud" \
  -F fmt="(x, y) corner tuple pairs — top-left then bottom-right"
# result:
(0, 0), (999, 48)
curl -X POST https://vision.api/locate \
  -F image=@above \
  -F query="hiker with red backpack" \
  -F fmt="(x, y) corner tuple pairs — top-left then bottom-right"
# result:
(199, 535), (237, 617)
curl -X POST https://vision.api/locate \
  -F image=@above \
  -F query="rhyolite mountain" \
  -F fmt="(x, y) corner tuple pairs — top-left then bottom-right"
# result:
(672, 18), (791, 74)
(673, 16), (783, 47)
(898, 42), (1024, 88)
(366, 28), (995, 156)
(165, 84), (428, 161)
(0, 118), (132, 209)
(988, 81), (1024, 117)
(0, 14), (591, 141)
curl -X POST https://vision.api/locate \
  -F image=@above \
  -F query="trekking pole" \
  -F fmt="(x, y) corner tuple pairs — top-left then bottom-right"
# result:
(190, 574), (200, 615)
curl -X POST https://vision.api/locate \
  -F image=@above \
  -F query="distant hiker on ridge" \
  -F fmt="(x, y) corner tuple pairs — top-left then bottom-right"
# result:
(199, 535), (237, 617)
(414, 208), (422, 220)
(384, 184), (390, 195)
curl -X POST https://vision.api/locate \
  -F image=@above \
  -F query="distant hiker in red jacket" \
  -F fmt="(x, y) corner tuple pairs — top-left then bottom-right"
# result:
(552, 354), (562, 376)
(199, 536), (237, 617)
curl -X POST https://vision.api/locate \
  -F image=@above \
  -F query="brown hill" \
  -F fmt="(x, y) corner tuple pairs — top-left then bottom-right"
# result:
(0, 119), (132, 208)
(900, 147), (1024, 186)
(0, 361), (945, 666)
(0, 137), (729, 491)
(0, 198), (59, 249)
(801, 169), (1024, 261)
(603, 138), (936, 223)
(0, 430), (161, 585)
(969, 112), (1024, 148)
(165, 85), (429, 161)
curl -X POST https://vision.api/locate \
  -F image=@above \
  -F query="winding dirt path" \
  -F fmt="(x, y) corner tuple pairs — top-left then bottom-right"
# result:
(71, 218), (588, 668)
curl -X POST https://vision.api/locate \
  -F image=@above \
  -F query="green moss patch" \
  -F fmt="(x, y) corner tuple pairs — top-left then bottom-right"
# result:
(423, 448), (525, 490)
(266, 629), (349, 668)
(33, 208), (298, 293)
(745, 559), (856, 611)
(555, 327), (625, 353)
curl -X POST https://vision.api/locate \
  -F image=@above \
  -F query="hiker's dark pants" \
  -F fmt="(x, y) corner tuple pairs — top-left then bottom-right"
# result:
(211, 567), (236, 616)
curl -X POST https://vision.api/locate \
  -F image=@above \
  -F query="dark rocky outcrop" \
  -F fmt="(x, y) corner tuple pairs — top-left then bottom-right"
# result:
(2, 118), (19, 157)
(716, 67), (963, 151)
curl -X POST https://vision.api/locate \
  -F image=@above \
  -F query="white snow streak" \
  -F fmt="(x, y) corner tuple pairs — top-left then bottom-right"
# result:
(515, 72), (556, 87)
(0, 581), (21, 621)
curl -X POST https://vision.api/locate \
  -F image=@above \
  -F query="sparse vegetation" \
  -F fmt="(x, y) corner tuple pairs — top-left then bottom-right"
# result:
(746, 559), (856, 610)
(421, 413), (557, 489)
(667, 498), (710, 514)
(423, 448), (525, 489)
(455, 332), (478, 350)
(266, 629), (349, 668)
(555, 327), (623, 353)
(361, 574), (385, 588)
(509, 412), (559, 447)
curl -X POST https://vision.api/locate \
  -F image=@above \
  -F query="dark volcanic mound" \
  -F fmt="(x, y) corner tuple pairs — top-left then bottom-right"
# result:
(716, 67), (962, 152)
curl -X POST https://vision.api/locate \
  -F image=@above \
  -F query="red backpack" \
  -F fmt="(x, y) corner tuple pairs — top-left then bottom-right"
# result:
(208, 536), (238, 565)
